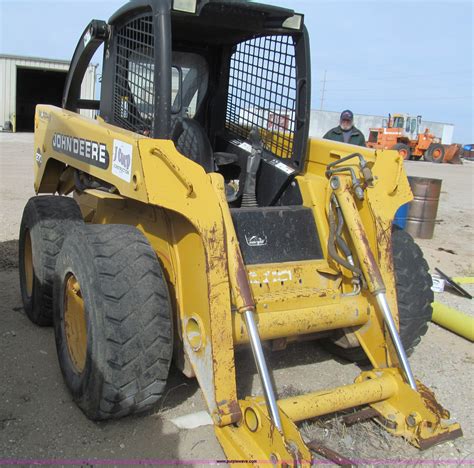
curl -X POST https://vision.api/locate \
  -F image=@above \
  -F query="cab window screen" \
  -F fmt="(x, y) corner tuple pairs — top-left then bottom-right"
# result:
(225, 35), (297, 159)
(113, 15), (155, 135)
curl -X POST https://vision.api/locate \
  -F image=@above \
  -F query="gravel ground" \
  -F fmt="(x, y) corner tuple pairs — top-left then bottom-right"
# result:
(0, 133), (473, 464)
(404, 159), (474, 280)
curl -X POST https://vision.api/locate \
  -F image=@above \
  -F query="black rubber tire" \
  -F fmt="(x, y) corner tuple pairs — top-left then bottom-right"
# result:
(392, 143), (412, 160)
(53, 224), (173, 420)
(424, 143), (445, 163)
(326, 228), (433, 362)
(19, 196), (84, 326)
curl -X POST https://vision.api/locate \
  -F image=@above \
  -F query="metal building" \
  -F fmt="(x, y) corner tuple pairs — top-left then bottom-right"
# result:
(0, 54), (97, 132)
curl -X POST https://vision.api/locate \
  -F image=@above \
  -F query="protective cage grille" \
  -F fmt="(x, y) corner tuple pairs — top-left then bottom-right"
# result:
(226, 35), (297, 160)
(113, 15), (155, 134)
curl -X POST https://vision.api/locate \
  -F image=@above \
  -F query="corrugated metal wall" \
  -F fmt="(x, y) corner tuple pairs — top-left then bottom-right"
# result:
(0, 55), (96, 130)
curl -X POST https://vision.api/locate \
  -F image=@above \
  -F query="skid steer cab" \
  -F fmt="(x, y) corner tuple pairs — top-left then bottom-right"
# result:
(21, 0), (461, 464)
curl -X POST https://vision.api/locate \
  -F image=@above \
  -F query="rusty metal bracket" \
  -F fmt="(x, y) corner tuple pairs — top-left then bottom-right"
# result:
(307, 439), (356, 467)
(418, 427), (464, 451)
(342, 407), (379, 426)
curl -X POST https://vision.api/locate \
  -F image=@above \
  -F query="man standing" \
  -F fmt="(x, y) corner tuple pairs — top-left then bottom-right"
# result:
(323, 110), (366, 147)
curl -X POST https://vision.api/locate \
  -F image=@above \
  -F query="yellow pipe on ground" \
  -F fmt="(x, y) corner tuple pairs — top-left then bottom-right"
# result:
(278, 373), (398, 422)
(432, 302), (474, 342)
(452, 277), (474, 285)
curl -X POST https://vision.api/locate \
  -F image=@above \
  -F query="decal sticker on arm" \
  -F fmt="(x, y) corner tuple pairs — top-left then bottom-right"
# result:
(112, 139), (133, 183)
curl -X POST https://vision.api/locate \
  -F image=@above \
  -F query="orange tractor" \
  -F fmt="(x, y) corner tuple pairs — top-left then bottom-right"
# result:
(367, 113), (447, 162)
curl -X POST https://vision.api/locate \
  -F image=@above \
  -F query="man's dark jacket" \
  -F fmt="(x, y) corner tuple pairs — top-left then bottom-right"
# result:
(323, 126), (367, 147)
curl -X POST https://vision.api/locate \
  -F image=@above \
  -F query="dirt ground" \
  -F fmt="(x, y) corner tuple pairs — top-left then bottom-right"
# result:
(0, 133), (473, 464)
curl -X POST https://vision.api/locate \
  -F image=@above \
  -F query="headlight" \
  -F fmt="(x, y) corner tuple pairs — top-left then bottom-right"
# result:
(283, 14), (303, 30)
(173, 0), (197, 14)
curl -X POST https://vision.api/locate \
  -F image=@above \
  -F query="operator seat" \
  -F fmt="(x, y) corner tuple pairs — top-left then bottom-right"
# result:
(171, 117), (215, 173)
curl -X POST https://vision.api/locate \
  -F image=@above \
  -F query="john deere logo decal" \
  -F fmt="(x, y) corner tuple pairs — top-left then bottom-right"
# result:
(245, 233), (268, 247)
(52, 133), (109, 169)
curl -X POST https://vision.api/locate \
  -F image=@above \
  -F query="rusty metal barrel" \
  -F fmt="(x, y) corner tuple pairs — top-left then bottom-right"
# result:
(406, 176), (442, 239)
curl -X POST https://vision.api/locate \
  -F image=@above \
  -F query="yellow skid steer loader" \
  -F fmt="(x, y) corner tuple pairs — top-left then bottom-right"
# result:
(19, 0), (461, 464)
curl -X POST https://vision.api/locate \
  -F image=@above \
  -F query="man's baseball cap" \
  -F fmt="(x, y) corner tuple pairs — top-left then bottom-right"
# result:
(340, 110), (354, 121)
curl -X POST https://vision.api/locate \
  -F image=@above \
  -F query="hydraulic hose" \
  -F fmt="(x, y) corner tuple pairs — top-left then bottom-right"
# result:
(328, 202), (362, 276)
(336, 205), (352, 258)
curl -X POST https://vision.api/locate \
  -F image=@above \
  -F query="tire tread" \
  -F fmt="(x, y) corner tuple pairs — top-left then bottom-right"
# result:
(19, 196), (83, 325)
(54, 224), (172, 420)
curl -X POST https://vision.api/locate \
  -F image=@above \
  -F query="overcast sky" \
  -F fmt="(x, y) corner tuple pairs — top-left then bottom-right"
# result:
(0, 0), (472, 142)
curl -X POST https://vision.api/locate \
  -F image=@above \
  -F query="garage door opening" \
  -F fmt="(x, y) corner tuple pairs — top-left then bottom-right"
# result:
(16, 67), (67, 132)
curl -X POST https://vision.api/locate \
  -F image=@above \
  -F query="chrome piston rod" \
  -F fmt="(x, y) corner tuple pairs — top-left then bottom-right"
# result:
(243, 309), (283, 431)
(330, 175), (418, 391)
(376, 292), (417, 390)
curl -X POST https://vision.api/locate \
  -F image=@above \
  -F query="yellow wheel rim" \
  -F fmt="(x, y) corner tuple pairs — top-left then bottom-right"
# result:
(24, 230), (34, 297)
(64, 274), (87, 373)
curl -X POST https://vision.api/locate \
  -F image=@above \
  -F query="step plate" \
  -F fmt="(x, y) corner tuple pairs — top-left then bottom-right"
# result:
(231, 206), (323, 265)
